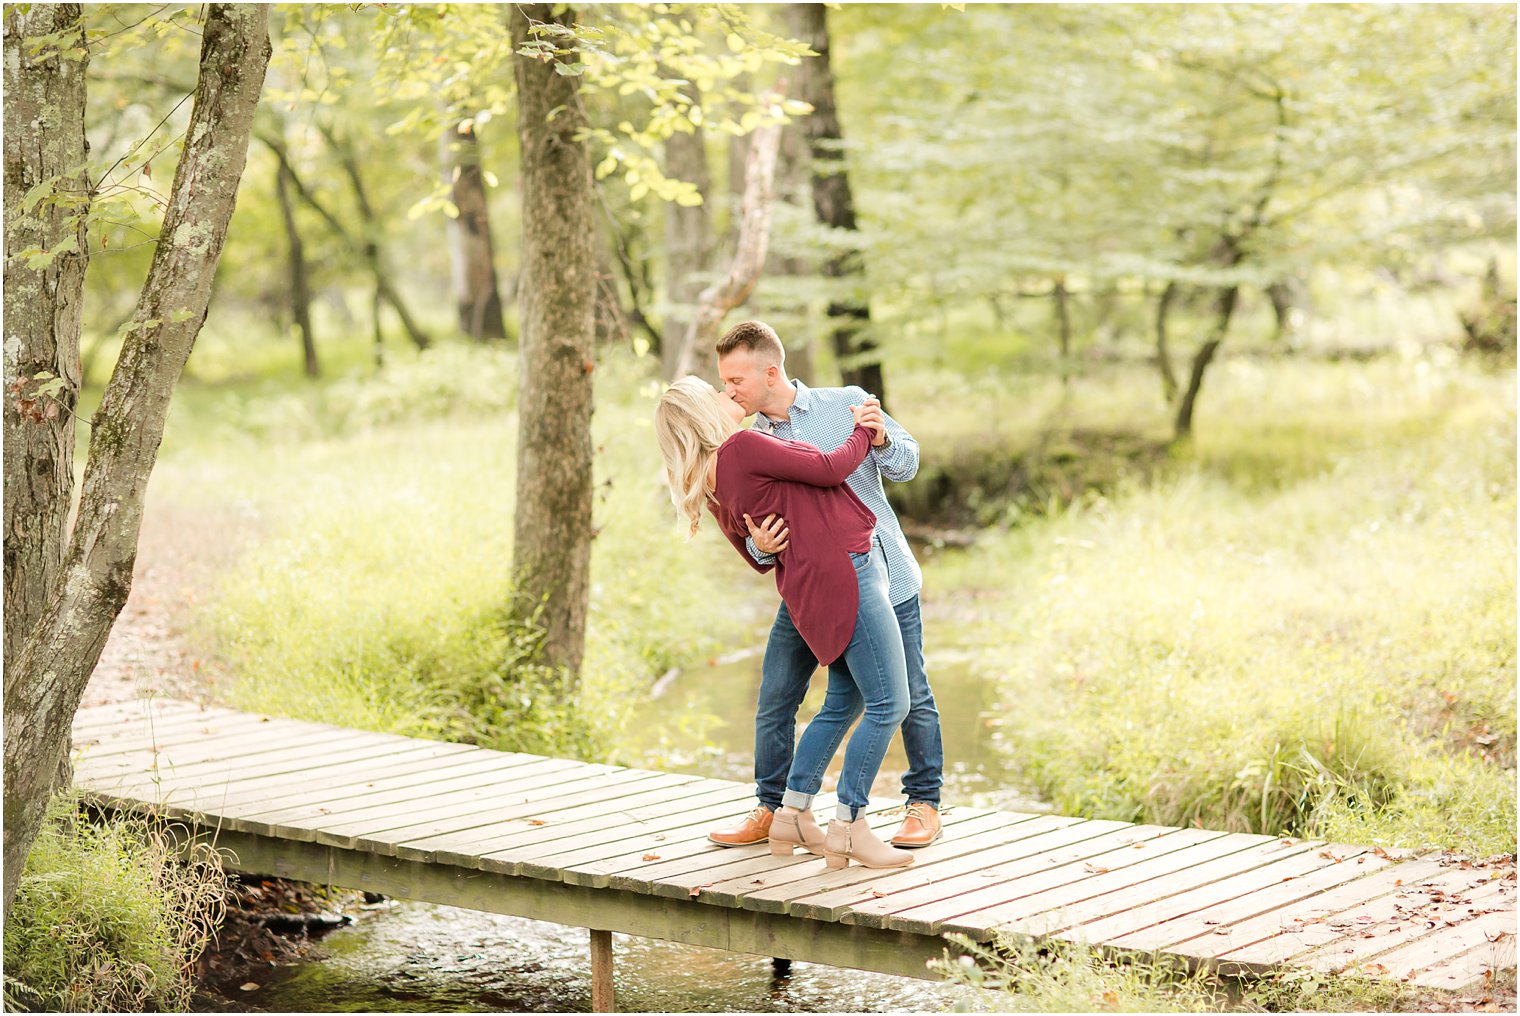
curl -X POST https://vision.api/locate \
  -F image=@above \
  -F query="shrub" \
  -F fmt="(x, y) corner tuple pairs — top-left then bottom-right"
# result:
(3, 793), (227, 1013)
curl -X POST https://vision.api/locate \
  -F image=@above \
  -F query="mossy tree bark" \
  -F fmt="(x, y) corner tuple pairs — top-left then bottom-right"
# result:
(510, 4), (597, 677)
(2, 3), (271, 919)
(3, 4), (89, 681)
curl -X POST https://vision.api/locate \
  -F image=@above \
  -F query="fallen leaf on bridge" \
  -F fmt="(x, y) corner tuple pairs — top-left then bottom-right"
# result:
(641, 854), (660, 861)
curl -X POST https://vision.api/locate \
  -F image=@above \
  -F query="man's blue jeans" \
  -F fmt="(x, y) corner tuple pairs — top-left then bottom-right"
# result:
(755, 551), (944, 813)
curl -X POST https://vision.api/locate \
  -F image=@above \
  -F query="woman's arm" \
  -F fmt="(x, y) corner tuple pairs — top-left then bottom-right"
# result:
(740, 424), (873, 487)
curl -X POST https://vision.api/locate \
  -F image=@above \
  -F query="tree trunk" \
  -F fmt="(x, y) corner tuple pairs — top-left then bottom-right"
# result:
(325, 133), (431, 352)
(3, 4), (89, 681)
(511, 3), (596, 678)
(672, 124), (782, 379)
(1173, 284), (1239, 440)
(1156, 279), (1180, 403)
(444, 121), (507, 340)
(788, 3), (883, 399)
(274, 160), (318, 377)
(3, 3), (270, 919)
(771, 92), (817, 383)
(264, 130), (432, 352)
(1053, 275), (1072, 382)
(661, 100), (714, 381)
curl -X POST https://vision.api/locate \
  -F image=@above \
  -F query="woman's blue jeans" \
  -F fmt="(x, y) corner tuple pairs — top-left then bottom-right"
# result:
(779, 546), (909, 822)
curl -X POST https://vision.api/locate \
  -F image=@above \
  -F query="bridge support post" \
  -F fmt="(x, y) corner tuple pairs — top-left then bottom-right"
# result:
(590, 928), (615, 1012)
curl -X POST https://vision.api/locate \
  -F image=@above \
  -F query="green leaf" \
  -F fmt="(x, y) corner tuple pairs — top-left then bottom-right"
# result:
(168, 308), (196, 323)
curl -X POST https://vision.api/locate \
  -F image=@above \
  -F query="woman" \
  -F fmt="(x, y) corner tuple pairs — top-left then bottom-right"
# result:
(655, 376), (913, 870)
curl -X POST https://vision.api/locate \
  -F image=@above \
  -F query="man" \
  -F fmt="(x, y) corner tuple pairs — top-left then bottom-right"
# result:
(705, 320), (945, 849)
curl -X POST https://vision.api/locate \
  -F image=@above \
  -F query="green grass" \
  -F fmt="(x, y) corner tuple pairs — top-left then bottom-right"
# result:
(168, 343), (761, 759)
(3, 793), (227, 1013)
(926, 354), (1516, 856)
(148, 319), (1513, 854)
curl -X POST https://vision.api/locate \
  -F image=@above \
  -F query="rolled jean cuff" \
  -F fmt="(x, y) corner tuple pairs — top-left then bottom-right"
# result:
(834, 803), (862, 823)
(781, 789), (815, 811)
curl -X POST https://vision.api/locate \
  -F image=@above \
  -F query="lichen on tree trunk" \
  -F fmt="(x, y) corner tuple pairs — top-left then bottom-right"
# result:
(2, 2), (272, 919)
(3, 4), (90, 680)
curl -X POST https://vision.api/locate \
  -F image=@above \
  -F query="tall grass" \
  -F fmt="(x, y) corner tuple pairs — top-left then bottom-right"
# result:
(927, 354), (1516, 855)
(177, 347), (762, 758)
(3, 793), (227, 1013)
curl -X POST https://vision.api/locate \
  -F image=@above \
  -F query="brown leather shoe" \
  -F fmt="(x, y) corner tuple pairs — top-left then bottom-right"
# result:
(890, 802), (943, 847)
(708, 805), (774, 847)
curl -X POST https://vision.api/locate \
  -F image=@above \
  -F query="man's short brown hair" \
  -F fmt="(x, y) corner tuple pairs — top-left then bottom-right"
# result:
(716, 320), (785, 366)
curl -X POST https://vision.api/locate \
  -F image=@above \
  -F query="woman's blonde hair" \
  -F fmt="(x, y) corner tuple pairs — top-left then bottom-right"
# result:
(655, 375), (735, 537)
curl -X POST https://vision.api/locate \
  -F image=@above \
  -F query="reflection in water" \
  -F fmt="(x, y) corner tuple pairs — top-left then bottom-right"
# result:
(206, 627), (1033, 1012)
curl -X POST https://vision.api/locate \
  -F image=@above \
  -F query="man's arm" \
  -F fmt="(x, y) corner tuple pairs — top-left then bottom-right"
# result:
(745, 535), (777, 566)
(870, 405), (920, 482)
(846, 388), (920, 483)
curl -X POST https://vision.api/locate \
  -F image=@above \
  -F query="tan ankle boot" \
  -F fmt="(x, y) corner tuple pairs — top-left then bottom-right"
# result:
(707, 805), (773, 847)
(769, 806), (827, 856)
(824, 817), (915, 870)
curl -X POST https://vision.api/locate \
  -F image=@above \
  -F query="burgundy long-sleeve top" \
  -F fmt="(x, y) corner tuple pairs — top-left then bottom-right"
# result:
(707, 423), (877, 665)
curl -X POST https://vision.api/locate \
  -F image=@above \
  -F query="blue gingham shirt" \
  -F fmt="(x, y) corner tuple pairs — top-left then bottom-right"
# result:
(746, 379), (923, 605)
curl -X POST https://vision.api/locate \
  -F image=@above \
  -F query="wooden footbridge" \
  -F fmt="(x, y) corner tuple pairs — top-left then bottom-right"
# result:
(71, 699), (1514, 1010)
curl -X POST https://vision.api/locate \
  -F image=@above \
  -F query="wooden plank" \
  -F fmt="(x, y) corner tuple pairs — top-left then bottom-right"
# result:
(332, 771), (712, 855)
(71, 703), (350, 747)
(395, 778), (744, 863)
(1024, 835), (1319, 941)
(78, 735), (491, 807)
(781, 813), (1077, 923)
(1406, 935), (1518, 990)
(841, 818), (1137, 931)
(491, 784), (760, 879)
(1136, 856), (1443, 961)
(1225, 871), (1513, 974)
(187, 826), (954, 982)
(935, 829), (1240, 939)
(718, 809), (1024, 915)
(600, 802), (904, 894)
(404, 778), (751, 868)
(75, 717), (404, 772)
(74, 722), (374, 776)
(540, 790), (783, 886)
(852, 822), (1183, 936)
(559, 793), (845, 890)
(695, 808), (1010, 910)
(76, 724), (401, 779)
(1306, 894), (1514, 982)
(70, 705), (228, 745)
(622, 802), (917, 904)
(1048, 838), (1335, 945)
(70, 700), (226, 736)
(237, 756), (594, 827)
(143, 741), (496, 812)
(71, 709), (291, 756)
